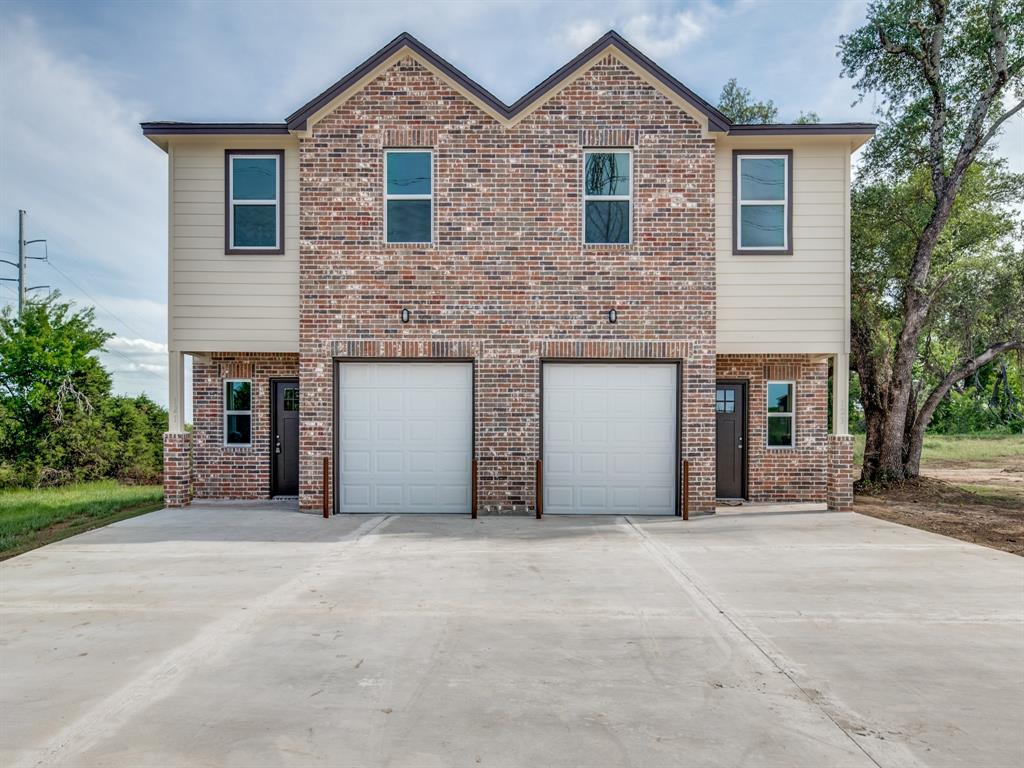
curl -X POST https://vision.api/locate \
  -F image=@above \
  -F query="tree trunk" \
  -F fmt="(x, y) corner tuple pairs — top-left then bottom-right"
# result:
(851, 313), (888, 483)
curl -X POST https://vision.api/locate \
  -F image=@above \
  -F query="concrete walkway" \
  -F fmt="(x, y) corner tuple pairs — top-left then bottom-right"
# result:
(1, 505), (1021, 767)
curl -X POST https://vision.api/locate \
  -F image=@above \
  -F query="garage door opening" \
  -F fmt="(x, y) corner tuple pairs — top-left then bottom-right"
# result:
(542, 362), (678, 515)
(337, 361), (473, 514)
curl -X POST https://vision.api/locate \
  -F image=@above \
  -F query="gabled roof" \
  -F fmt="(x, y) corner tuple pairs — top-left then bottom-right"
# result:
(141, 31), (876, 142)
(283, 31), (733, 132)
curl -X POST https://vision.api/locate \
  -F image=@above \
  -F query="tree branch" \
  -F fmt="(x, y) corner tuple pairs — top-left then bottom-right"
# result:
(915, 340), (1024, 430)
(980, 97), (1024, 149)
(950, 0), (1014, 183)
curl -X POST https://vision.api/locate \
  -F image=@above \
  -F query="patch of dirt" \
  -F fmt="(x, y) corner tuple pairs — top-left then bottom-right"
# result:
(855, 473), (1024, 556)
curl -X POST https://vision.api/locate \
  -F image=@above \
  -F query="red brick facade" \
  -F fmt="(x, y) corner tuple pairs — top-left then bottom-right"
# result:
(715, 354), (831, 504)
(298, 55), (718, 514)
(162, 432), (192, 507)
(827, 435), (855, 512)
(190, 353), (299, 500)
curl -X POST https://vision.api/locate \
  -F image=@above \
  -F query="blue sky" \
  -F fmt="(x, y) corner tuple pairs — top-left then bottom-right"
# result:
(1, 0), (1021, 413)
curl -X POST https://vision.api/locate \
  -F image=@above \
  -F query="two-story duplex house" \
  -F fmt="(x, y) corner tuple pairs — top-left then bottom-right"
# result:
(143, 32), (872, 516)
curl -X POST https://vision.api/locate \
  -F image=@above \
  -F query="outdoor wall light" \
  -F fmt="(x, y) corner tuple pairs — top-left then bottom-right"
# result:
(608, 308), (618, 324)
(400, 308), (411, 323)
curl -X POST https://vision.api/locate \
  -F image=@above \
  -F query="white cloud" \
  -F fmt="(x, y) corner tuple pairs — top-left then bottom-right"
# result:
(106, 336), (168, 355)
(622, 12), (704, 57)
(563, 19), (607, 50)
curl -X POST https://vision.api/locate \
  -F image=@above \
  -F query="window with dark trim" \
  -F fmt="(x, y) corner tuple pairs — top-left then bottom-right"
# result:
(733, 150), (792, 255)
(584, 150), (632, 244)
(224, 379), (252, 446)
(385, 149), (432, 244)
(225, 150), (284, 254)
(766, 381), (795, 448)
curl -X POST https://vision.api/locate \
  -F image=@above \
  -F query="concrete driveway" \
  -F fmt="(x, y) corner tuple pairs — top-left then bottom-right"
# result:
(1, 505), (1021, 768)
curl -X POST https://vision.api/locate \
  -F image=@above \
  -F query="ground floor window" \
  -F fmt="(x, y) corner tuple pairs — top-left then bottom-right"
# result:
(224, 379), (252, 446)
(767, 381), (794, 447)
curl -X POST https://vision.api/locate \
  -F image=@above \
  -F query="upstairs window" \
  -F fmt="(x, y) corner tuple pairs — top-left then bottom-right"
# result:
(767, 381), (795, 448)
(734, 151), (791, 254)
(584, 150), (631, 244)
(227, 150), (283, 253)
(385, 150), (432, 243)
(224, 380), (252, 446)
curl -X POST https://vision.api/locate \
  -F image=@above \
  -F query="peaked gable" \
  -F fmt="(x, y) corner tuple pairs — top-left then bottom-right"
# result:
(285, 31), (732, 134)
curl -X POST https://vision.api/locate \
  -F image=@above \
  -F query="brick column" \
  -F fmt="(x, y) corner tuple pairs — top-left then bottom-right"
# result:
(827, 434), (854, 511)
(163, 432), (193, 507)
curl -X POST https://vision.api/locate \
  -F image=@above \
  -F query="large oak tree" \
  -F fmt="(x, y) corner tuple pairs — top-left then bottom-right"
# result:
(840, 0), (1023, 482)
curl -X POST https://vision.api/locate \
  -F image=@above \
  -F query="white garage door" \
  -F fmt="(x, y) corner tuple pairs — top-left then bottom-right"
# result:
(543, 363), (677, 515)
(338, 362), (472, 514)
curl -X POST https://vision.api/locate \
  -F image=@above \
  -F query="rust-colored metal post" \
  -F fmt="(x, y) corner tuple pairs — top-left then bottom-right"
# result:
(322, 456), (330, 518)
(535, 459), (543, 519)
(471, 458), (478, 519)
(682, 459), (690, 521)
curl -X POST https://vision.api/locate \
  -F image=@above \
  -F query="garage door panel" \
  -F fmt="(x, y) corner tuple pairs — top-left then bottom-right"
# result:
(436, 451), (468, 473)
(407, 420), (436, 442)
(342, 390), (370, 411)
(547, 486), (573, 507)
(342, 484), (370, 508)
(546, 452), (573, 473)
(578, 422), (608, 443)
(342, 419), (370, 441)
(342, 451), (371, 473)
(610, 397), (643, 418)
(546, 420), (574, 444)
(339, 362), (472, 514)
(578, 452), (607, 474)
(612, 487), (641, 509)
(547, 390), (573, 413)
(578, 486), (607, 508)
(543, 363), (677, 515)
(375, 485), (403, 506)
(376, 451), (403, 472)
(376, 390), (403, 412)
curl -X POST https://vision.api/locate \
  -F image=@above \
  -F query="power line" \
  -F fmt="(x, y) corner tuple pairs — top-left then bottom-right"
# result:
(45, 258), (151, 341)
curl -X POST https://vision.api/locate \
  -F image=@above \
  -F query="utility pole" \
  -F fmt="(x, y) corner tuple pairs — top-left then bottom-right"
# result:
(17, 209), (26, 314)
(2, 210), (48, 316)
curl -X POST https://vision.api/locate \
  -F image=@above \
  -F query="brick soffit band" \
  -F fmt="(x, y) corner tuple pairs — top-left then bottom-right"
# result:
(330, 339), (695, 360)
(140, 31), (876, 140)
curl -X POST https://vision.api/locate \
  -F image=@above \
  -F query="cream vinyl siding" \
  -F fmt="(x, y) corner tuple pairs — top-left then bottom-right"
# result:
(716, 138), (852, 355)
(168, 136), (299, 353)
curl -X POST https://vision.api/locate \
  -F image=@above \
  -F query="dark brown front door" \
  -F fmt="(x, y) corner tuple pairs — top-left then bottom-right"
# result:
(715, 381), (746, 499)
(272, 379), (299, 496)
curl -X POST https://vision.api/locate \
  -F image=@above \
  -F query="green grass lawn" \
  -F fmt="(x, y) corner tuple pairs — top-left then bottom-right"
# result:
(0, 481), (164, 560)
(853, 432), (1024, 467)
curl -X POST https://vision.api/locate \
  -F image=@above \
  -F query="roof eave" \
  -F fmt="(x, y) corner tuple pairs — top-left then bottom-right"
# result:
(140, 122), (291, 136)
(725, 123), (877, 136)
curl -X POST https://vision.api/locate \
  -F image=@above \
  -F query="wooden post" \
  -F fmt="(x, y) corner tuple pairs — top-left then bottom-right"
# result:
(682, 459), (690, 521)
(322, 456), (330, 518)
(471, 459), (478, 519)
(535, 459), (543, 519)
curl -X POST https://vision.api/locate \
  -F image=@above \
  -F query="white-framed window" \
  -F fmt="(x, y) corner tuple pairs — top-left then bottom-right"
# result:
(224, 379), (252, 447)
(385, 149), (432, 243)
(735, 152), (790, 253)
(227, 151), (282, 252)
(766, 381), (795, 448)
(583, 150), (632, 244)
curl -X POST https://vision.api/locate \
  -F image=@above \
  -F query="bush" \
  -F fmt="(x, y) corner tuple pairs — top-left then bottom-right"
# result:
(0, 296), (167, 489)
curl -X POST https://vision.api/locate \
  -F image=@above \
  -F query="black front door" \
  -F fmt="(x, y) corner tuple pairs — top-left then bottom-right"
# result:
(715, 381), (746, 499)
(272, 380), (299, 496)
